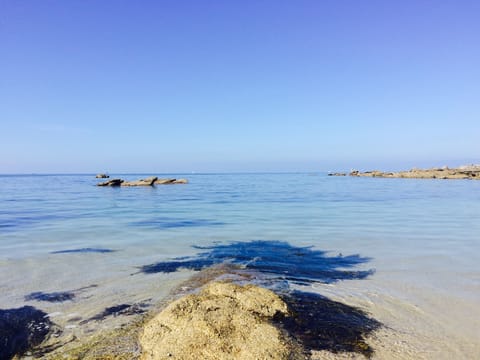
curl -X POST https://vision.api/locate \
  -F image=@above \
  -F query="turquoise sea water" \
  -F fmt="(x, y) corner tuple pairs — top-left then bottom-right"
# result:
(1, 173), (480, 358)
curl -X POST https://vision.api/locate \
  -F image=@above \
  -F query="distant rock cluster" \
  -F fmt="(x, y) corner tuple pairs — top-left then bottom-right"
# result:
(97, 176), (188, 187)
(329, 165), (480, 180)
(95, 173), (109, 178)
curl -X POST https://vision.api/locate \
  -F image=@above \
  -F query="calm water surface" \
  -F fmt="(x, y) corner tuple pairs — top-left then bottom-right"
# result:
(1, 173), (479, 358)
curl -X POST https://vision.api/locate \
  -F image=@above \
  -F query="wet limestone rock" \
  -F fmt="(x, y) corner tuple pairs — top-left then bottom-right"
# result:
(140, 282), (297, 360)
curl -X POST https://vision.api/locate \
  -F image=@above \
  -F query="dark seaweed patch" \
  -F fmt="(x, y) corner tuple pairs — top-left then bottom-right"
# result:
(276, 291), (380, 357)
(130, 217), (224, 229)
(139, 240), (373, 284)
(51, 248), (115, 254)
(80, 302), (150, 324)
(25, 291), (75, 302)
(0, 306), (56, 359)
(24, 285), (97, 304)
(140, 259), (217, 274)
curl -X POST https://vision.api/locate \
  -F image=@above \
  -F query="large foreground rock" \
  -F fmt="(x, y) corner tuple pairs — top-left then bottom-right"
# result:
(140, 282), (297, 360)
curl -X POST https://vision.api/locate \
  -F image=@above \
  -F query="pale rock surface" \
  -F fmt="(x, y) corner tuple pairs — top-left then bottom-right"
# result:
(140, 282), (299, 360)
(344, 165), (480, 180)
(154, 178), (189, 185)
(121, 177), (158, 186)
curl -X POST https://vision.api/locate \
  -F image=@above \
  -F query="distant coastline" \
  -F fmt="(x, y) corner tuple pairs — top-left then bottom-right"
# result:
(329, 165), (480, 180)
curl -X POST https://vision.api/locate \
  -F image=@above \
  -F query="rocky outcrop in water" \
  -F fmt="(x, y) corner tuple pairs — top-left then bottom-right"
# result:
(153, 178), (175, 185)
(330, 165), (480, 180)
(95, 174), (109, 178)
(153, 178), (188, 185)
(140, 282), (298, 360)
(138, 241), (379, 359)
(97, 177), (188, 187)
(121, 176), (158, 186)
(97, 178), (124, 186)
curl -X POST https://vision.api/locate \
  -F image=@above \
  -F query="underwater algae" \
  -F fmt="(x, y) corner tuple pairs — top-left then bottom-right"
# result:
(25, 285), (99, 303)
(139, 240), (374, 284)
(80, 302), (150, 324)
(0, 306), (57, 359)
(25, 291), (75, 302)
(277, 291), (380, 356)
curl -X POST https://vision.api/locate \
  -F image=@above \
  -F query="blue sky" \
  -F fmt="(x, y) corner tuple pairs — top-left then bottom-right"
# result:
(1, 0), (479, 173)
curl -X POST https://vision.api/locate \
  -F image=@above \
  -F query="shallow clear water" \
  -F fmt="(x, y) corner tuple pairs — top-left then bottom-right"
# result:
(1, 173), (479, 358)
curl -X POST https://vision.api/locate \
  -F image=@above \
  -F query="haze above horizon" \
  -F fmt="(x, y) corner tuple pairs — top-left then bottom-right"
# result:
(1, 1), (479, 173)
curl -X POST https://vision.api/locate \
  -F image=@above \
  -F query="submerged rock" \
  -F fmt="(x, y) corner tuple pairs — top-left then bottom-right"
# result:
(0, 306), (56, 359)
(140, 282), (299, 360)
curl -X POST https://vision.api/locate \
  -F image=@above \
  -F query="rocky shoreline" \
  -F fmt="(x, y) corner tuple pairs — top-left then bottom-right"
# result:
(329, 165), (480, 180)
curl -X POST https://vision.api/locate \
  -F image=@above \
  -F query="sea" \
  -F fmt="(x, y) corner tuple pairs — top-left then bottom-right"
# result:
(1, 173), (479, 359)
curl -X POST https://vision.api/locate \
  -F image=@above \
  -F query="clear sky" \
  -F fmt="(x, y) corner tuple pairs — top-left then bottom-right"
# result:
(1, 0), (479, 173)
